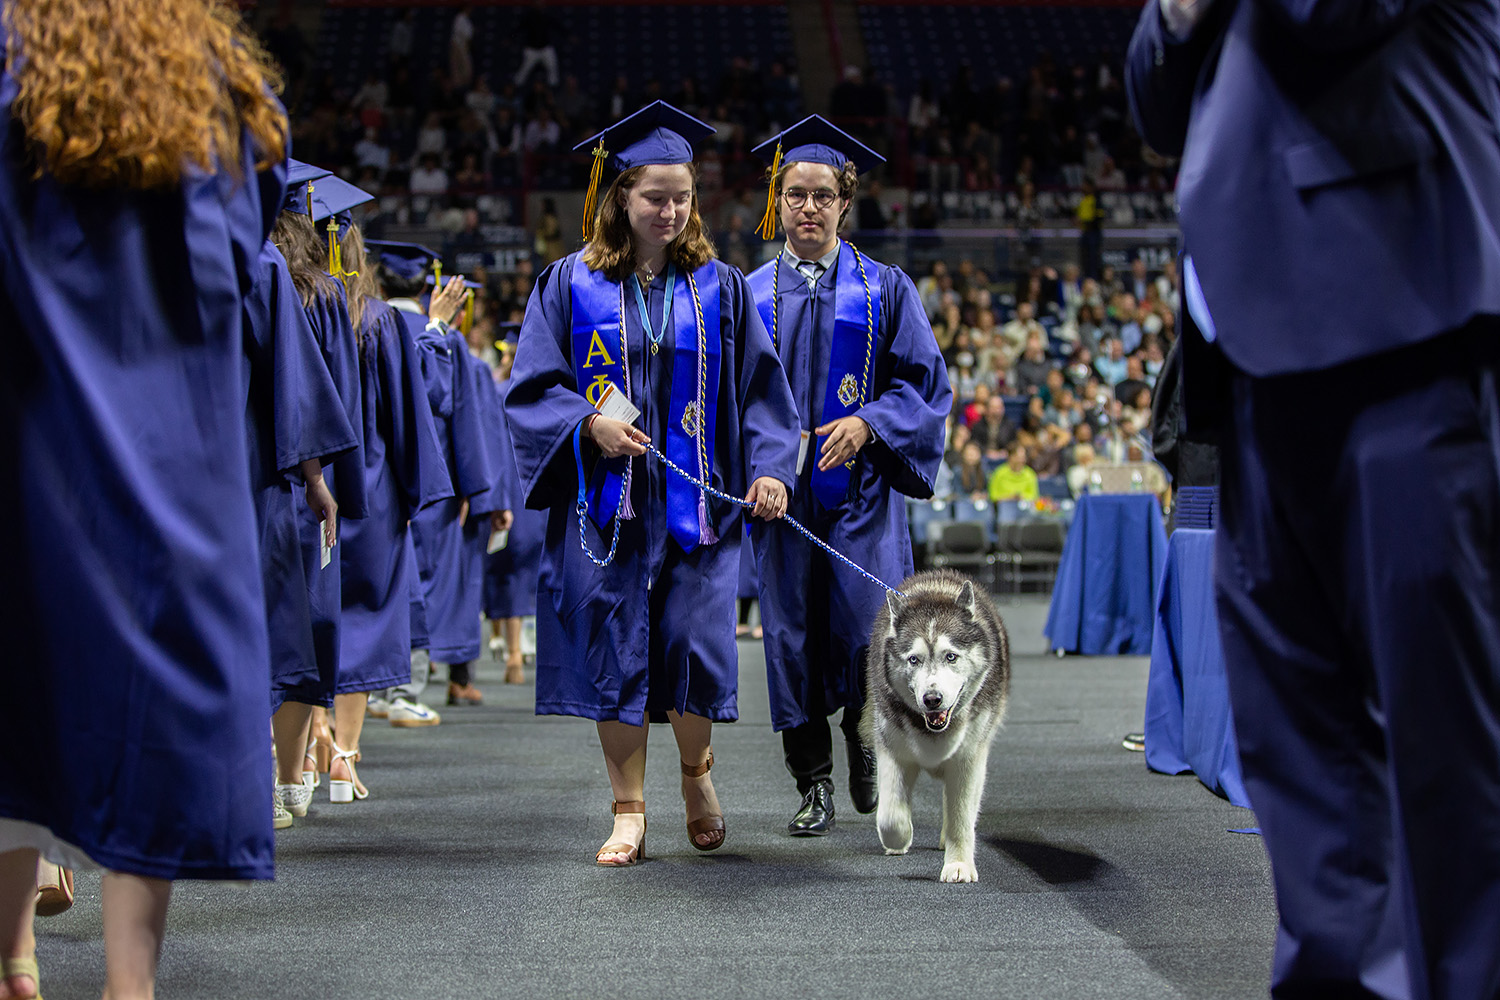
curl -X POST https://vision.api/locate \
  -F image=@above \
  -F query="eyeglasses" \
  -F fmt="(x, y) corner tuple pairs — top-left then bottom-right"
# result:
(782, 187), (839, 210)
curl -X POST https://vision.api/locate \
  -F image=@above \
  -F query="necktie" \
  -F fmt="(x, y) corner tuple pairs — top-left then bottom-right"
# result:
(796, 259), (824, 288)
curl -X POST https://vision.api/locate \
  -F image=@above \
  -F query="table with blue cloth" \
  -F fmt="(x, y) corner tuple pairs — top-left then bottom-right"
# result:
(1044, 493), (1167, 655)
(1143, 528), (1250, 807)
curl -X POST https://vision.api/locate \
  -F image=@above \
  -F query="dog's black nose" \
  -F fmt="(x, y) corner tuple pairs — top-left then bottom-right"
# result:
(922, 691), (943, 710)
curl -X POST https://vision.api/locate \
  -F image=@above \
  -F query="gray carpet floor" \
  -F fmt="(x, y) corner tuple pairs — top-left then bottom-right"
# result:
(36, 598), (1276, 999)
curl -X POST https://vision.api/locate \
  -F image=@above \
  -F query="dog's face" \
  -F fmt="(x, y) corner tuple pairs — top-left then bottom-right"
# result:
(882, 581), (988, 734)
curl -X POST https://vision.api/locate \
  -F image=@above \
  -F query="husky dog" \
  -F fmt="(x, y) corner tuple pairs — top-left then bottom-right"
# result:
(860, 570), (1010, 883)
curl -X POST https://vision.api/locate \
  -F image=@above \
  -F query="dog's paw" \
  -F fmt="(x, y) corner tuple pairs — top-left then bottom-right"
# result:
(940, 860), (978, 883)
(877, 814), (913, 855)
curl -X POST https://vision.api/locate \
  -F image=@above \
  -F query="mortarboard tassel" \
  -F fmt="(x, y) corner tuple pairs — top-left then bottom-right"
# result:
(304, 180), (315, 219)
(461, 289), (475, 335)
(326, 218), (343, 278)
(755, 142), (783, 241)
(581, 143), (608, 241)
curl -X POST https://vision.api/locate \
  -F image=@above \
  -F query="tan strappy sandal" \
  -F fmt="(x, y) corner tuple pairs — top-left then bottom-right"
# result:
(682, 752), (725, 852)
(595, 801), (646, 866)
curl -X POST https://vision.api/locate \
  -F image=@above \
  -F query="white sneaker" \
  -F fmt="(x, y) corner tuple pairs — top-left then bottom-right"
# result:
(277, 782), (312, 817)
(273, 797), (293, 830)
(366, 695), (391, 719)
(388, 697), (441, 728)
(488, 635), (505, 658)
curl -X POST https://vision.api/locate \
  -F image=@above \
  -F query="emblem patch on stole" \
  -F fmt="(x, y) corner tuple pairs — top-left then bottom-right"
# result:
(681, 400), (701, 438)
(837, 373), (859, 408)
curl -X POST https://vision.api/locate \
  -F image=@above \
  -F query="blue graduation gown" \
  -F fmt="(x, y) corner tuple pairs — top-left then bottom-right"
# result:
(406, 310), (499, 663)
(484, 378), (547, 619)
(0, 80), (288, 877)
(243, 242), (358, 712)
(337, 300), (452, 693)
(506, 254), (799, 725)
(294, 277), (366, 706)
(747, 251), (952, 731)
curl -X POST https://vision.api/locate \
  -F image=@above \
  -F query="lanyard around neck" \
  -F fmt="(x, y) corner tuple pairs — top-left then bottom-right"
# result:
(631, 263), (675, 356)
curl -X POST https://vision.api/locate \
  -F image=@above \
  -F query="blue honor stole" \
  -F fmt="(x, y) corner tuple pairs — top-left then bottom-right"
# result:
(570, 256), (722, 551)
(570, 256), (630, 530)
(749, 241), (882, 510)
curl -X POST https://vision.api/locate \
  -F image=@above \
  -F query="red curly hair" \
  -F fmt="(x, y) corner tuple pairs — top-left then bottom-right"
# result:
(3, 0), (287, 188)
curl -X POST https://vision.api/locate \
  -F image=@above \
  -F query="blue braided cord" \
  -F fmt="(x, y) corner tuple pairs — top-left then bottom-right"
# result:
(642, 442), (906, 599)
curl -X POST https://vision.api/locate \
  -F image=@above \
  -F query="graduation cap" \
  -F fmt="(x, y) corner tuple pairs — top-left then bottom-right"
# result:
(284, 160), (332, 216)
(364, 240), (444, 283)
(572, 101), (716, 240)
(495, 320), (521, 354)
(751, 115), (885, 239)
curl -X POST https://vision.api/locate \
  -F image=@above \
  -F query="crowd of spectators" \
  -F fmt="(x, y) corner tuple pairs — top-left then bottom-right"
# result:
(927, 254), (1177, 509)
(261, 6), (804, 202)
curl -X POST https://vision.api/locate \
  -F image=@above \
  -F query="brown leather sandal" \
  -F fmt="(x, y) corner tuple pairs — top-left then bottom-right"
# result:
(595, 800), (646, 866)
(682, 752), (726, 852)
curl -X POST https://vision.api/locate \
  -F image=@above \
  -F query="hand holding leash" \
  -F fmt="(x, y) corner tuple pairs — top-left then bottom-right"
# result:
(588, 415), (649, 458)
(745, 476), (788, 520)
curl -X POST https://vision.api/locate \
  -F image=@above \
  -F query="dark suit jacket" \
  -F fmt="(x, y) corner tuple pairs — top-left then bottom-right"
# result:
(1126, 0), (1500, 376)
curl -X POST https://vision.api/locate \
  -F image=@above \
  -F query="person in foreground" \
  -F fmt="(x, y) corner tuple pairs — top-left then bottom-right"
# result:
(745, 116), (951, 837)
(0, 1), (288, 996)
(1128, 1), (1500, 997)
(505, 102), (799, 866)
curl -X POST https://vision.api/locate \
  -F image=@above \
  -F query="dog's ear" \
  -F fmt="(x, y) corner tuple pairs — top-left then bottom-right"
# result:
(884, 591), (908, 634)
(956, 579), (977, 617)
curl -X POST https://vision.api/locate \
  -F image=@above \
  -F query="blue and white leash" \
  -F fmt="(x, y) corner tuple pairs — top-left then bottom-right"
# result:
(573, 425), (906, 598)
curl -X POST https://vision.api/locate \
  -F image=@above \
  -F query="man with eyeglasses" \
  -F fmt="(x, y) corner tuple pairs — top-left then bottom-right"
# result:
(746, 117), (952, 838)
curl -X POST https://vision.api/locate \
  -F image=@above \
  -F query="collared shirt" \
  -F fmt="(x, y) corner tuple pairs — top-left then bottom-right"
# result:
(786, 243), (840, 289)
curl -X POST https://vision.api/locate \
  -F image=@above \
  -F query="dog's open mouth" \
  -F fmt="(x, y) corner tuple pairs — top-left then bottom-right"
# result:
(924, 709), (952, 732)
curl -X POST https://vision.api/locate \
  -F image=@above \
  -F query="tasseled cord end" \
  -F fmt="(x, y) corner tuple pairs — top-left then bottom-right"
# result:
(581, 143), (608, 241)
(755, 142), (783, 241)
(697, 491), (718, 546)
(326, 218), (344, 279)
(461, 289), (475, 335)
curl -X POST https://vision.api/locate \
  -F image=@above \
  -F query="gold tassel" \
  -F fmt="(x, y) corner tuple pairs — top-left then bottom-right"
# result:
(433, 260), (442, 287)
(326, 218), (341, 277)
(461, 289), (475, 335)
(581, 143), (608, 241)
(304, 181), (315, 219)
(755, 142), (783, 241)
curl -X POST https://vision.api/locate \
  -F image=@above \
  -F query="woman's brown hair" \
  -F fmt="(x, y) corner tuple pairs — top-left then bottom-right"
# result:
(338, 223), (380, 336)
(766, 160), (860, 235)
(581, 164), (716, 283)
(272, 212), (341, 310)
(3, 0), (287, 188)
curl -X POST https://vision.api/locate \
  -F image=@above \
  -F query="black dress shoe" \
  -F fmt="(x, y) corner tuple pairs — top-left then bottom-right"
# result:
(847, 741), (878, 814)
(788, 781), (835, 836)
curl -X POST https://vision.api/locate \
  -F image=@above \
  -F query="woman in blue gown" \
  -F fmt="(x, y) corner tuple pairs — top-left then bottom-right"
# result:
(485, 370), (548, 684)
(268, 179), (374, 812)
(506, 103), (800, 865)
(0, 2), (290, 995)
(328, 220), (451, 802)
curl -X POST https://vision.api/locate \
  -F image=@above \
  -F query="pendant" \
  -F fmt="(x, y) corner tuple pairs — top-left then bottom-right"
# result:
(650, 342), (659, 356)
(837, 373), (859, 407)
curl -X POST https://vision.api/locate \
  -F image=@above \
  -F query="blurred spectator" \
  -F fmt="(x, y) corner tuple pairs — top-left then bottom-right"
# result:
(410, 153), (450, 195)
(523, 107), (560, 152)
(452, 152), (489, 194)
(416, 111), (448, 159)
(961, 380), (991, 427)
(972, 395), (1017, 462)
(1066, 443), (1097, 497)
(1013, 332), (1054, 395)
(352, 71), (389, 119)
(354, 127), (392, 172)
(389, 10), (415, 64)
(466, 76), (498, 118)
(515, 0), (561, 88)
(999, 300), (1044, 368)
(1076, 179), (1103, 278)
(957, 442), (989, 501)
(1095, 337), (1127, 385)
(988, 445), (1039, 502)
(533, 197), (566, 265)
(450, 6), (475, 89)
(857, 178), (888, 231)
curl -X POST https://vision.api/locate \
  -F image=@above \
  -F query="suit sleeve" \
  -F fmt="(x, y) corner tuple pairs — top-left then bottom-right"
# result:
(1124, 0), (1230, 158)
(855, 267), (953, 500)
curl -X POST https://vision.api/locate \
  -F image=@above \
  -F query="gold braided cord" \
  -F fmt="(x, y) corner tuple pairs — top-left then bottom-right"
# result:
(847, 240), (875, 406)
(755, 143), (783, 241)
(582, 144), (608, 240)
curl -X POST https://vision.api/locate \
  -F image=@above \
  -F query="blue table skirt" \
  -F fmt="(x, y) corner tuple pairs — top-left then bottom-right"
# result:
(1143, 528), (1251, 808)
(1044, 493), (1168, 655)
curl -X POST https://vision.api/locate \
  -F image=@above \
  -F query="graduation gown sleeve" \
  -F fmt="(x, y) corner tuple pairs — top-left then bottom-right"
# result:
(853, 265), (953, 500)
(373, 303), (453, 515)
(504, 256), (597, 510)
(466, 356), (515, 517)
(305, 279), (368, 517)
